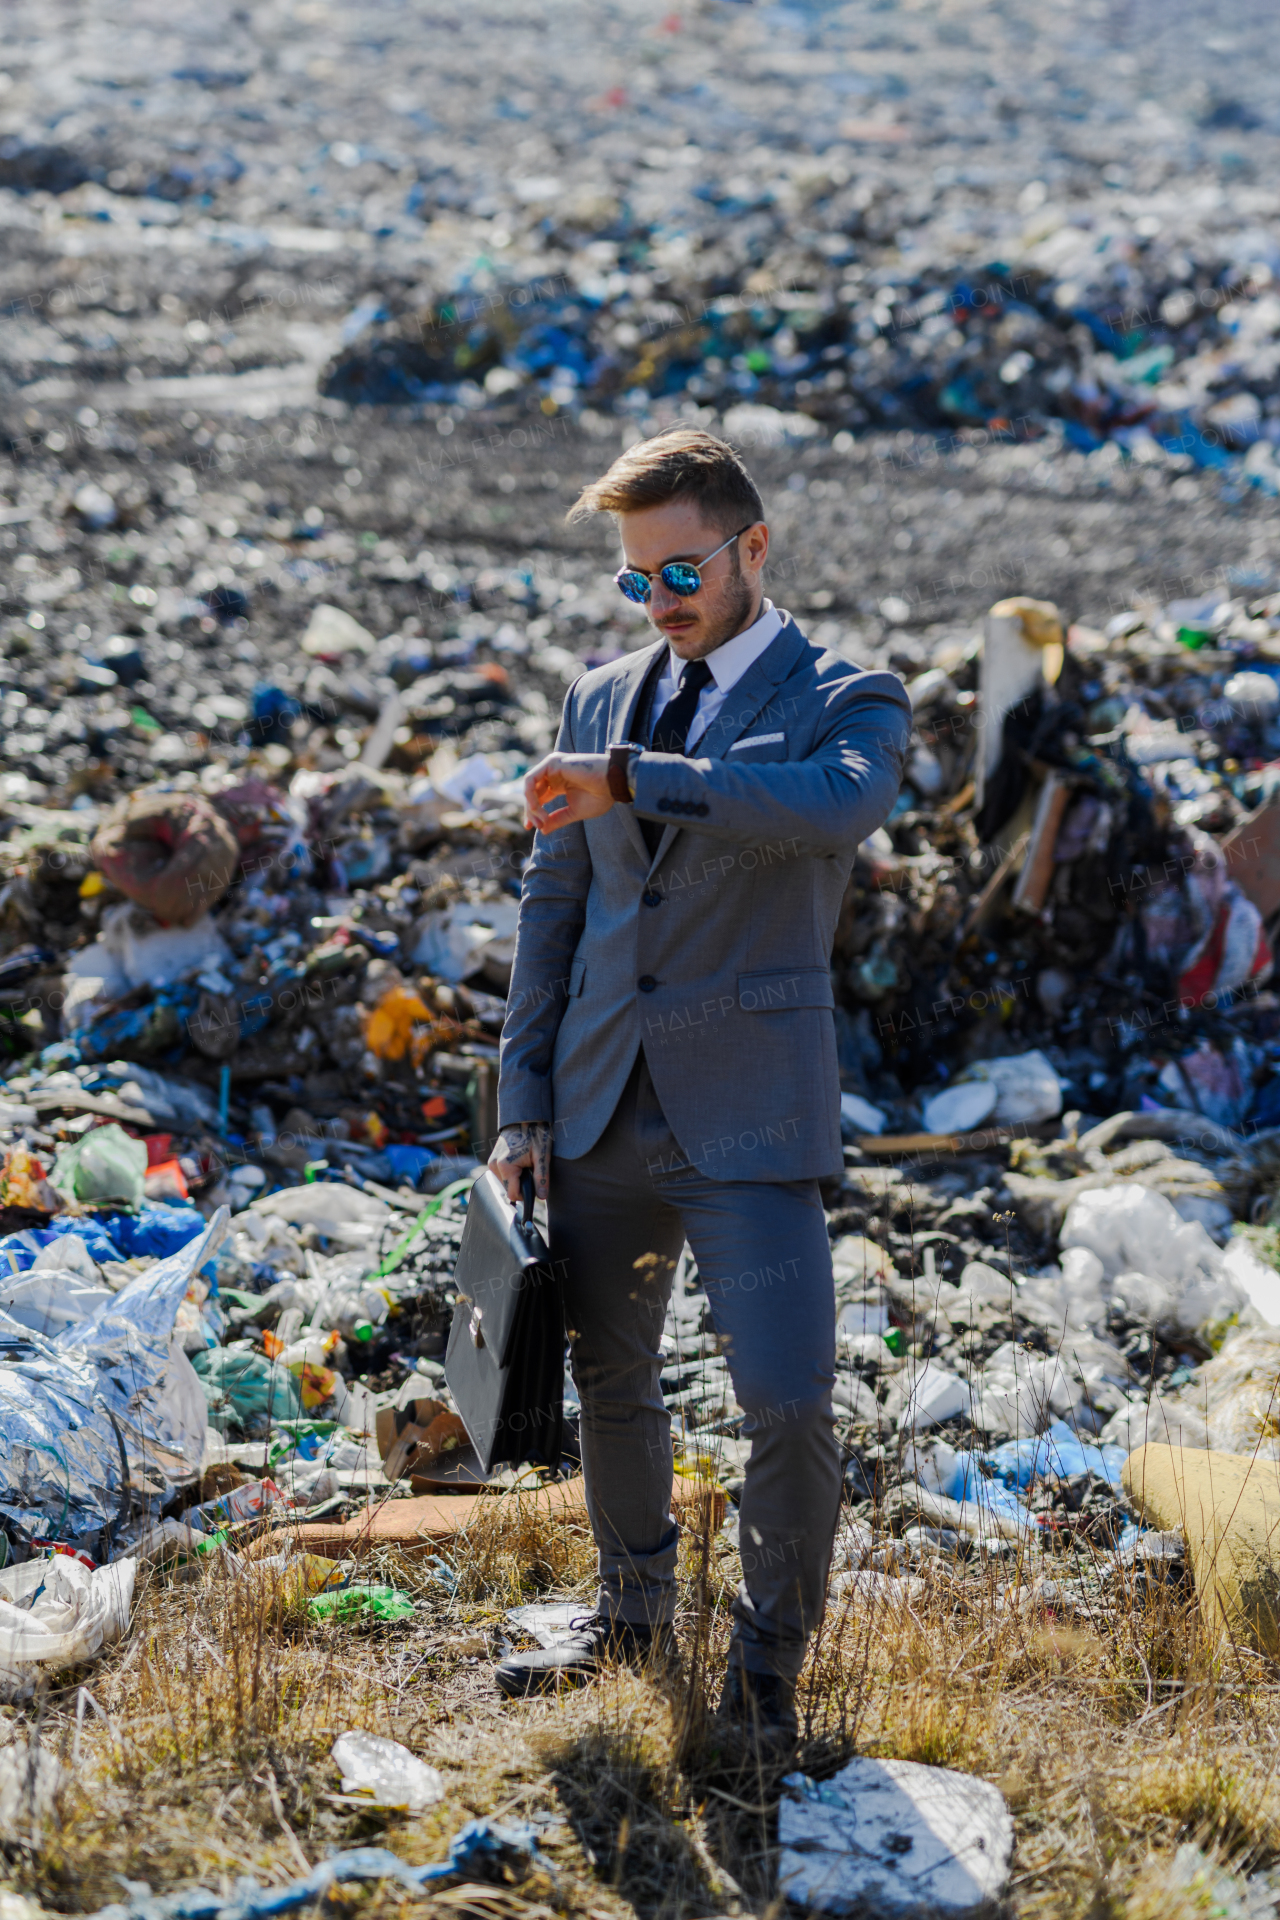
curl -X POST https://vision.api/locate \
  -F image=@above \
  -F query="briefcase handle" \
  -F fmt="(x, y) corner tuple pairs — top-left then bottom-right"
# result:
(520, 1168), (535, 1227)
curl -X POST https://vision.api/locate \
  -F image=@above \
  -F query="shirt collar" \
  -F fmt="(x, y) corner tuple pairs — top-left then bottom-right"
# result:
(666, 599), (784, 693)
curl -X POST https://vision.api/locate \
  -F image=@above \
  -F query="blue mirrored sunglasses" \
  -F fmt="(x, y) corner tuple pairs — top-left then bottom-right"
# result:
(615, 525), (753, 604)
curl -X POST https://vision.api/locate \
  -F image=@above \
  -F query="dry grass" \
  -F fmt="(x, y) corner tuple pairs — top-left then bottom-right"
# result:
(3, 1500), (1280, 1920)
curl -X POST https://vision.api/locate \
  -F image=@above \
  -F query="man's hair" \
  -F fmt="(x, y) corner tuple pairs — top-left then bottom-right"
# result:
(566, 426), (765, 532)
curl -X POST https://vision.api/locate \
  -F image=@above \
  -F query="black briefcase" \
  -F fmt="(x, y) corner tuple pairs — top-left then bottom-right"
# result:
(445, 1168), (564, 1474)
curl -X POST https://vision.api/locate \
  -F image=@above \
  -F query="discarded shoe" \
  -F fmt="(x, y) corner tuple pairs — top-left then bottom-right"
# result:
(493, 1612), (676, 1697)
(718, 1664), (799, 1762)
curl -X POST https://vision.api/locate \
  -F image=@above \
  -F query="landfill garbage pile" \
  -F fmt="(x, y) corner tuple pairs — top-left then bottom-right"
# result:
(5, 0), (1280, 497)
(2, 0), (1280, 1717)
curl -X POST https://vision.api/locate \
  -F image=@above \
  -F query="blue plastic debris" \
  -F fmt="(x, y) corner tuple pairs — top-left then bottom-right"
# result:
(83, 1820), (555, 1920)
(983, 1421), (1128, 1493)
(383, 1143), (438, 1186)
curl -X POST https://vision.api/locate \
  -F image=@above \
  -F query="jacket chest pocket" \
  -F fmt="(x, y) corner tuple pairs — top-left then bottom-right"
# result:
(727, 732), (789, 763)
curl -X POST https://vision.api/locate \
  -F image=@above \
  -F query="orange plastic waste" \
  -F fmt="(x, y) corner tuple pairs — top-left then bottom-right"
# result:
(363, 984), (431, 1062)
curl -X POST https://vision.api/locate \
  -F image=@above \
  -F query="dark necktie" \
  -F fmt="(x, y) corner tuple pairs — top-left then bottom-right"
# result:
(651, 657), (713, 754)
(640, 658), (714, 855)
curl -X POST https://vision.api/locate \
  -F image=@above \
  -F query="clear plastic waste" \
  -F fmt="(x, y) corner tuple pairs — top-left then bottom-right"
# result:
(50, 1123), (146, 1208)
(331, 1731), (445, 1810)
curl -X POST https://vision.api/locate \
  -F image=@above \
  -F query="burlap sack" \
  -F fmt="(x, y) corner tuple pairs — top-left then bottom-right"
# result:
(92, 791), (239, 927)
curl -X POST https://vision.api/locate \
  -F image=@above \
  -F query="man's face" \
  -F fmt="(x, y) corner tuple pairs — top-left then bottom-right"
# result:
(617, 499), (769, 661)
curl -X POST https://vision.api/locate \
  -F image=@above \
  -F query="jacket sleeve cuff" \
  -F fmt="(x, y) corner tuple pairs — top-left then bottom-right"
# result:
(497, 1078), (554, 1128)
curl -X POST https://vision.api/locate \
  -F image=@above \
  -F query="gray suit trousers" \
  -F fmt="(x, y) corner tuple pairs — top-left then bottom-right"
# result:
(548, 1050), (842, 1679)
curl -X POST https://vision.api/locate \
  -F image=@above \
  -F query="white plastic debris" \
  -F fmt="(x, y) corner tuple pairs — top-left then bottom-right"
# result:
(0, 1556), (137, 1701)
(891, 1366), (971, 1433)
(409, 897), (521, 982)
(829, 1571), (925, 1607)
(969, 1342), (1074, 1439)
(506, 1600), (595, 1648)
(301, 604), (375, 656)
(777, 1757), (1014, 1915)
(956, 1260), (1012, 1306)
(1221, 1237), (1280, 1326)
(831, 1236), (898, 1291)
(840, 1091), (886, 1135)
(330, 1731), (444, 1810)
(1224, 671), (1280, 723)
(831, 1374), (880, 1422)
(0, 1269), (113, 1338)
(836, 1295), (891, 1339)
(97, 902), (233, 990)
(1061, 1184), (1247, 1334)
(954, 1050), (1062, 1126)
(432, 753), (502, 808)
(0, 1742), (64, 1839)
(251, 1184), (393, 1238)
(921, 1081), (997, 1136)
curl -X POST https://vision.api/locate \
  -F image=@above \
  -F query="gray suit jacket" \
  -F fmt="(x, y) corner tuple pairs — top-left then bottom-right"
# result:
(497, 615), (912, 1181)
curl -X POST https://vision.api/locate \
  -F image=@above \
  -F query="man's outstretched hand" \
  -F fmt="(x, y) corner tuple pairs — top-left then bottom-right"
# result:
(488, 1121), (553, 1203)
(524, 752), (614, 833)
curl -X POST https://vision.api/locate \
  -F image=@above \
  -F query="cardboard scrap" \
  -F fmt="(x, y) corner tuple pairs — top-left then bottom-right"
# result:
(255, 1472), (725, 1560)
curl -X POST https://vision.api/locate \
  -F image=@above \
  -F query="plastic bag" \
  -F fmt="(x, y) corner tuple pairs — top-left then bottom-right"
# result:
(1062, 1183), (1222, 1286)
(0, 1554), (136, 1700)
(921, 1081), (997, 1135)
(105, 1202), (207, 1261)
(191, 1346), (303, 1437)
(983, 1420), (1127, 1493)
(0, 1270), (112, 1338)
(308, 1584), (416, 1623)
(1222, 1236), (1280, 1325)
(331, 1731), (444, 1810)
(0, 1212), (230, 1548)
(969, 1341), (1075, 1438)
(51, 1124), (146, 1209)
(953, 1050), (1062, 1126)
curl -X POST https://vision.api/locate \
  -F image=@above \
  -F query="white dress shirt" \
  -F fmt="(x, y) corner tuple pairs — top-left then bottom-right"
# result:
(649, 599), (785, 751)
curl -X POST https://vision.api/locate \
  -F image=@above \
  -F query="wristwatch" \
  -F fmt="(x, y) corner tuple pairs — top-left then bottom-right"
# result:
(607, 741), (643, 803)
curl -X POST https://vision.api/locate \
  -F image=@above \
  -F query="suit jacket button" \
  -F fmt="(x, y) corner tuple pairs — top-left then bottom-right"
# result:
(642, 889), (662, 907)
(696, 803), (709, 816)
(637, 975), (657, 992)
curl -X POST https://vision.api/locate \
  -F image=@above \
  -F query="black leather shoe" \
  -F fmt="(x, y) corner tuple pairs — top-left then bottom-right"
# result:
(718, 1664), (799, 1762)
(494, 1612), (676, 1698)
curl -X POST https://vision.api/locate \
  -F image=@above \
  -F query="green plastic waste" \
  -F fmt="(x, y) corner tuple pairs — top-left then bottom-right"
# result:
(191, 1346), (303, 1437)
(51, 1123), (146, 1208)
(308, 1583), (416, 1624)
(372, 1176), (475, 1281)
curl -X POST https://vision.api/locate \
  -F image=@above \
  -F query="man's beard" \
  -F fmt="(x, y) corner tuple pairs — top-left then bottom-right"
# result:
(703, 563), (756, 647)
(649, 555), (757, 651)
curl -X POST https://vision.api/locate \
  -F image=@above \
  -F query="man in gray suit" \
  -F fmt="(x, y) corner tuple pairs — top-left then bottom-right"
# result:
(489, 428), (911, 1748)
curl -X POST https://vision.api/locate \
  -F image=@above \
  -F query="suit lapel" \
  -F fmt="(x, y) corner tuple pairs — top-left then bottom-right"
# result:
(603, 640), (665, 864)
(646, 618), (809, 870)
(694, 618), (809, 760)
